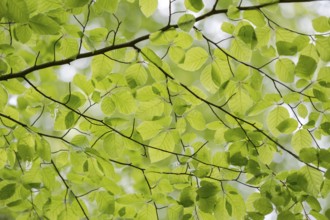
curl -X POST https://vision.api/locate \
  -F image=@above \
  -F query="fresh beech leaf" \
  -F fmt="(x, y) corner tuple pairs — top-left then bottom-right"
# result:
(178, 47), (208, 71)
(276, 41), (297, 55)
(321, 122), (330, 135)
(313, 89), (328, 102)
(179, 186), (196, 207)
(184, 0), (204, 12)
(29, 14), (60, 35)
(221, 22), (235, 34)
(312, 16), (330, 32)
(295, 55), (317, 79)
(141, 47), (162, 66)
(65, 0), (89, 8)
(276, 118), (298, 134)
(253, 197), (273, 215)
(237, 25), (257, 48)
(7, 0), (29, 22)
(197, 181), (220, 198)
(178, 14), (195, 32)
(299, 148), (318, 163)
(139, 0), (158, 17)
(275, 58), (295, 83)
(0, 184), (16, 200)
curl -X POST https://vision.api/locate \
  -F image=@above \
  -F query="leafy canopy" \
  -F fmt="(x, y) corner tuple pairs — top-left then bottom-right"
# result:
(0, 0), (330, 219)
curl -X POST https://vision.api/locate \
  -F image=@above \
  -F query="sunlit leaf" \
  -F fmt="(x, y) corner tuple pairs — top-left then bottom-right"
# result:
(267, 106), (290, 136)
(29, 14), (60, 35)
(291, 129), (312, 154)
(178, 14), (195, 32)
(178, 47), (209, 71)
(139, 0), (158, 17)
(7, 0), (29, 22)
(184, 0), (204, 12)
(295, 55), (317, 79)
(149, 131), (176, 163)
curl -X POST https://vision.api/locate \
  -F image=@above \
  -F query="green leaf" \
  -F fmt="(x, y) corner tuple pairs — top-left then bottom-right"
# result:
(179, 186), (196, 207)
(63, 93), (85, 109)
(173, 32), (193, 49)
(247, 100), (273, 116)
(253, 197), (273, 215)
(0, 59), (8, 75)
(227, 5), (240, 20)
(94, 0), (118, 13)
(92, 55), (114, 81)
(275, 58), (295, 83)
(278, 211), (295, 220)
(225, 199), (232, 216)
(267, 106), (290, 136)
(197, 181), (220, 198)
(243, 10), (265, 27)
(211, 63), (222, 86)
(295, 55), (317, 79)
(149, 131), (176, 163)
(184, 0), (204, 12)
(96, 192), (115, 214)
(313, 89), (328, 102)
(0, 85), (8, 110)
(299, 148), (318, 163)
(178, 14), (195, 32)
(286, 172), (308, 192)
(136, 204), (157, 220)
(65, 0), (89, 8)
(276, 118), (298, 134)
(179, 47), (208, 71)
(224, 128), (245, 142)
(29, 14), (60, 35)
(325, 169), (330, 179)
(301, 166), (323, 196)
(169, 46), (185, 64)
(306, 196), (321, 212)
(112, 90), (137, 114)
(65, 111), (76, 128)
(125, 63), (148, 88)
(137, 120), (163, 140)
(137, 98), (164, 120)
(237, 25), (257, 48)
(291, 129), (312, 154)
(312, 16), (330, 32)
(167, 205), (184, 219)
(0, 183), (16, 200)
(141, 47), (162, 67)
(316, 36), (330, 61)
(139, 0), (158, 17)
(7, 0), (29, 22)
(230, 152), (248, 166)
(14, 25), (32, 43)
(73, 74), (94, 95)
(276, 41), (297, 56)
(186, 110), (206, 131)
(297, 104), (308, 118)
(320, 122), (330, 135)
(228, 86), (253, 115)
(310, 210), (328, 220)
(101, 96), (115, 115)
(221, 22), (235, 34)
(17, 134), (35, 161)
(36, 138), (51, 162)
(58, 37), (79, 59)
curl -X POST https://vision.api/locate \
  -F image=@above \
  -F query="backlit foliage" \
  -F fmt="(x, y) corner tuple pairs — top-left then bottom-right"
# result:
(0, 0), (330, 219)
